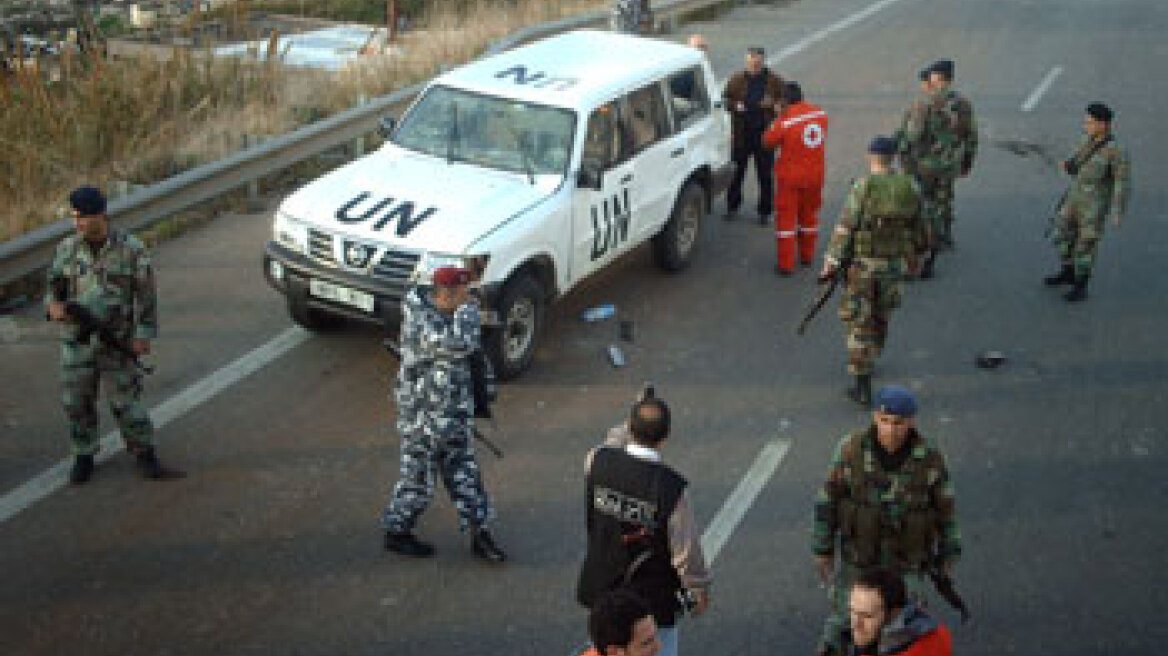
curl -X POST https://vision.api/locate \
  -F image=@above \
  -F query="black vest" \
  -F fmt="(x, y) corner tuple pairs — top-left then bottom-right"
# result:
(577, 446), (687, 626)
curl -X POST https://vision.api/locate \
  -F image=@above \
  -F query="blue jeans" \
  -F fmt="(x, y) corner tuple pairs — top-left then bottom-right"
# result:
(657, 625), (678, 656)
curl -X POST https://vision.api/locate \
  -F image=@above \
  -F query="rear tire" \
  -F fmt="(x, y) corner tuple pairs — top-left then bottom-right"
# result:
(484, 273), (545, 380)
(653, 181), (705, 272)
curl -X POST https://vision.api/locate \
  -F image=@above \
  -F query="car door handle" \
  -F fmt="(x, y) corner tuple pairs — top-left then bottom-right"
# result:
(670, 147), (685, 158)
(619, 173), (634, 184)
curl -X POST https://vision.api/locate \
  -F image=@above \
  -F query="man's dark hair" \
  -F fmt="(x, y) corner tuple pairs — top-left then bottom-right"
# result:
(784, 81), (803, 104)
(746, 45), (765, 56)
(589, 588), (653, 655)
(629, 397), (670, 446)
(854, 567), (907, 614)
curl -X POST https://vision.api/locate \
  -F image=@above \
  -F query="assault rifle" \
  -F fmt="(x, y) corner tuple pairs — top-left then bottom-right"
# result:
(927, 560), (971, 623)
(49, 279), (153, 374)
(797, 254), (851, 336)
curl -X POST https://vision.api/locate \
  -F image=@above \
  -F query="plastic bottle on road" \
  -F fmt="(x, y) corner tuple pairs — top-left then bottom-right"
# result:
(582, 304), (616, 322)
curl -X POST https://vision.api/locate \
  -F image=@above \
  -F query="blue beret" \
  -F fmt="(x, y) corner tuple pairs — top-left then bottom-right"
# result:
(874, 385), (917, 417)
(69, 186), (107, 216)
(1086, 102), (1113, 122)
(868, 136), (897, 156)
(930, 59), (954, 77)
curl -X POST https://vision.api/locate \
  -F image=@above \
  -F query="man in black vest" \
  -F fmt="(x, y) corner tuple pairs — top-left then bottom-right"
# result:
(578, 393), (710, 656)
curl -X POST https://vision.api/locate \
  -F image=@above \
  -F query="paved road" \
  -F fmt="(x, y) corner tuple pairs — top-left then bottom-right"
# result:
(2, 0), (1166, 654)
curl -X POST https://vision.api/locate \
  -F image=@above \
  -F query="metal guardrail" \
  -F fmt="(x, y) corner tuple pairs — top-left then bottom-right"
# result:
(0, 0), (730, 291)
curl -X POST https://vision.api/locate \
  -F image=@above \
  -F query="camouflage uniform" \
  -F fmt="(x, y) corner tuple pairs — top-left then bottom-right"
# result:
(1053, 134), (1131, 278)
(825, 174), (928, 376)
(611, 0), (652, 34)
(381, 287), (494, 533)
(812, 428), (961, 654)
(45, 230), (157, 456)
(901, 86), (977, 246)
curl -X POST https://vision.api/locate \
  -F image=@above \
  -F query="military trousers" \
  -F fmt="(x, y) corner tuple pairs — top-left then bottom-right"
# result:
(837, 263), (902, 376)
(919, 174), (956, 246)
(382, 419), (493, 534)
(819, 560), (928, 654)
(1053, 212), (1106, 278)
(60, 341), (154, 456)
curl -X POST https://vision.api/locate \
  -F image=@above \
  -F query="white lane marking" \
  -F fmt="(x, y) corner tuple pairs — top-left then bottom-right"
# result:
(767, 0), (911, 67)
(1021, 66), (1064, 112)
(0, 326), (309, 525)
(701, 438), (792, 563)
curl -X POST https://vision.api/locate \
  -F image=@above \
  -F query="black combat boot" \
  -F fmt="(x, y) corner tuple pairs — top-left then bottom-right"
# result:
(846, 375), (872, 407)
(471, 527), (506, 563)
(919, 251), (937, 280)
(384, 531), (435, 557)
(1044, 265), (1075, 286)
(133, 447), (185, 480)
(70, 454), (94, 485)
(1064, 276), (1089, 302)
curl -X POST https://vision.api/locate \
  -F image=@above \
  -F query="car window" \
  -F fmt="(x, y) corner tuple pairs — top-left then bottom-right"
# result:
(667, 67), (710, 129)
(393, 85), (576, 176)
(621, 83), (668, 154)
(581, 102), (625, 171)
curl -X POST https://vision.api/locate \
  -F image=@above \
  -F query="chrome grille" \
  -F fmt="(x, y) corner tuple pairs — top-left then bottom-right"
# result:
(308, 229), (335, 263)
(372, 249), (420, 300)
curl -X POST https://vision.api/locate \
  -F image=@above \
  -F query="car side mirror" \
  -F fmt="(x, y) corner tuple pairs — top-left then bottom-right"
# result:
(377, 116), (396, 140)
(577, 165), (603, 190)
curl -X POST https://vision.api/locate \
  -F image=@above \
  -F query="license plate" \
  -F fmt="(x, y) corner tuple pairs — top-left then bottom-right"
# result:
(308, 279), (375, 313)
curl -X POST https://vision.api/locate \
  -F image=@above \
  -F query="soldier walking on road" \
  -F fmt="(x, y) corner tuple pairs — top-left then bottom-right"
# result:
(46, 186), (183, 484)
(899, 60), (977, 279)
(723, 46), (784, 223)
(811, 387), (961, 656)
(381, 266), (505, 563)
(820, 137), (927, 406)
(1044, 102), (1131, 302)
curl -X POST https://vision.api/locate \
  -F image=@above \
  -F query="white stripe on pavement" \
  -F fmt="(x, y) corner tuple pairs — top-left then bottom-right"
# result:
(0, 326), (310, 525)
(767, 0), (911, 67)
(1021, 66), (1064, 112)
(701, 438), (792, 563)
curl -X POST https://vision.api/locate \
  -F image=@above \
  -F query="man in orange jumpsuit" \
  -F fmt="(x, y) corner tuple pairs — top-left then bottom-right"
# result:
(763, 82), (828, 275)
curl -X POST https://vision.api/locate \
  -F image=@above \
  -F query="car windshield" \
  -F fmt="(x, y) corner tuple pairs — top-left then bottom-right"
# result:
(393, 85), (577, 177)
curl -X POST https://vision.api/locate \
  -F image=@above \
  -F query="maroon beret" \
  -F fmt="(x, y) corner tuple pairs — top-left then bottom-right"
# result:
(432, 266), (471, 288)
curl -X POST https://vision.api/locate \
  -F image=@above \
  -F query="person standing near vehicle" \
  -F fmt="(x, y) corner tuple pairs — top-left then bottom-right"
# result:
(381, 266), (505, 563)
(723, 46), (784, 223)
(763, 81), (828, 275)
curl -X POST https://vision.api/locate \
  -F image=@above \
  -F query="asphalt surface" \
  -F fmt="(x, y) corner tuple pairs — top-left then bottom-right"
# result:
(2, 0), (1167, 654)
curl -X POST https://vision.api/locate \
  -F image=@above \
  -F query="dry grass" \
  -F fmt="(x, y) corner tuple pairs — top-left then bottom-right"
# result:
(0, 0), (606, 242)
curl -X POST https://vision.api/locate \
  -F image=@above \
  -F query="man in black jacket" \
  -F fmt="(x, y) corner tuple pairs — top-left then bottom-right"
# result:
(578, 392), (710, 656)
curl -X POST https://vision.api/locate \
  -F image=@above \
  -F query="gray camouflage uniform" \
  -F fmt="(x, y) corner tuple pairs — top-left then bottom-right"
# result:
(381, 286), (494, 533)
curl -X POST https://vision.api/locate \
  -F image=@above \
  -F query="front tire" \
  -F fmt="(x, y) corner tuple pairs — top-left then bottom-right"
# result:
(653, 181), (705, 272)
(484, 273), (545, 380)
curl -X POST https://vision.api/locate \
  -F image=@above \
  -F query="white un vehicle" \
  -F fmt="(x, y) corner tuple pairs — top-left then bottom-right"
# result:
(264, 30), (732, 379)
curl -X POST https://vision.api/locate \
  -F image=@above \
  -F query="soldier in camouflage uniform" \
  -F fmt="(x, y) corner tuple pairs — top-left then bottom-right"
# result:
(381, 266), (505, 562)
(45, 186), (182, 484)
(820, 137), (928, 407)
(900, 60), (977, 279)
(1044, 102), (1131, 302)
(811, 386), (961, 656)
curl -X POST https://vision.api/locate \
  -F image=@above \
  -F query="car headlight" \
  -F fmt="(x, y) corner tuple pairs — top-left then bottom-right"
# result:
(412, 252), (491, 284)
(273, 210), (308, 253)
